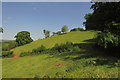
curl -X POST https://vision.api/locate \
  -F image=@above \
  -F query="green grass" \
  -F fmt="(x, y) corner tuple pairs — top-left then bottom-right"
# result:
(2, 31), (119, 78)
(3, 52), (118, 78)
(11, 31), (96, 55)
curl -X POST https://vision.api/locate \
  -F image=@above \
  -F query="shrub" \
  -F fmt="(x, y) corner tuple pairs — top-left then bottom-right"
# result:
(96, 32), (120, 49)
(2, 51), (13, 58)
(20, 45), (47, 57)
(52, 42), (80, 53)
(32, 45), (46, 53)
(56, 31), (62, 35)
(70, 27), (84, 32)
(95, 32), (120, 56)
(20, 42), (80, 57)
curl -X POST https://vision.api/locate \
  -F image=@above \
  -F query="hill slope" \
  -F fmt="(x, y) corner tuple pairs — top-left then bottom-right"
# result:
(3, 31), (118, 78)
(11, 31), (96, 55)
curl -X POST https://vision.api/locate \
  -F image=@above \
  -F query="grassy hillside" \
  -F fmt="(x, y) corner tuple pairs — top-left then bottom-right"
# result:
(3, 53), (118, 78)
(11, 31), (96, 55)
(3, 31), (119, 78)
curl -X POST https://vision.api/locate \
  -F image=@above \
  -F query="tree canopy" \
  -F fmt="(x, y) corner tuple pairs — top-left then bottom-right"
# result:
(61, 25), (69, 33)
(0, 27), (3, 33)
(14, 31), (33, 46)
(84, 2), (120, 34)
(43, 29), (50, 38)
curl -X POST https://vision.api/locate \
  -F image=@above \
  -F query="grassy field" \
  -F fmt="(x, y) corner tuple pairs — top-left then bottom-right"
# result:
(11, 31), (96, 55)
(2, 31), (119, 78)
(3, 52), (118, 78)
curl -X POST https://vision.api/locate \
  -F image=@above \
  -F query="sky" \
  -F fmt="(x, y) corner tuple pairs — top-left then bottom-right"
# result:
(2, 2), (93, 40)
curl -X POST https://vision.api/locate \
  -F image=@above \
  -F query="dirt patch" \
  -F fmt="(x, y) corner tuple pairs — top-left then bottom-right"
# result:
(13, 55), (19, 58)
(54, 63), (64, 66)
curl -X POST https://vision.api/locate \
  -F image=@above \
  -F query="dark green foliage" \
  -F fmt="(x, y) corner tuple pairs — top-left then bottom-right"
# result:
(83, 13), (93, 30)
(52, 42), (80, 53)
(20, 52), (32, 57)
(15, 31), (33, 46)
(96, 32), (120, 48)
(43, 29), (50, 38)
(84, 2), (120, 32)
(32, 45), (46, 53)
(0, 27), (3, 33)
(70, 27), (84, 32)
(2, 51), (13, 58)
(56, 31), (62, 35)
(52, 31), (62, 35)
(84, 2), (120, 56)
(2, 41), (17, 51)
(95, 32), (120, 55)
(20, 42), (80, 57)
(61, 25), (69, 33)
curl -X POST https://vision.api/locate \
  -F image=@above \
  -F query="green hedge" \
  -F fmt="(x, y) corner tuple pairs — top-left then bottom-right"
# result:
(2, 51), (13, 58)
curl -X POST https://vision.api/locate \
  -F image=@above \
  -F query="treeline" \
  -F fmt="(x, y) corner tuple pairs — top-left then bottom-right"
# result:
(83, 2), (120, 56)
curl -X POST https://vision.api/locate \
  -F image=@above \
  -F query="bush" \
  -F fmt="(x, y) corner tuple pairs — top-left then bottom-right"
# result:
(95, 32), (120, 56)
(52, 42), (80, 53)
(96, 32), (120, 49)
(20, 42), (80, 57)
(2, 51), (13, 58)
(32, 45), (46, 53)
(70, 27), (84, 32)
(56, 31), (62, 35)
(20, 45), (47, 57)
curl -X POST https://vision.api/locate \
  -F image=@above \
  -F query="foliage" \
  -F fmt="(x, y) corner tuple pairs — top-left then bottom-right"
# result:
(83, 13), (93, 30)
(83, 2), (120, 56)
(0, 27), (3, 33)
(84, 2), (120, 33)
(43, 29), (50, 38)
(32, 45), (46, 53)
(52, 42), (80, 53)
(96, 32), (120, 56)
(20, 42), (80, 57)
(52, 31), (62, 35)
(2, 51), (13, 58)
(52, 32), (56, 35)
(61, 25), (69, 33)
(2, 40), (17, 51)
(14, 31), (33, 46)
(56, 31), (62, 35)
(96, 32), (120, 49)
(70, 27), (84, 32)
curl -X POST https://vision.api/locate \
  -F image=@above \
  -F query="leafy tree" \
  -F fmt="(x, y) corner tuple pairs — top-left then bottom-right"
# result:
(70, 27), (84, 32)
(85, 2), (120, 32)
(83, 13), (93, 30)
(61, 25), (69, 33)
(0, 27), (3, 33)
(14, 31), (33, 46)
(89, 2), (120, 55)
(43, 29), (50, 38)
